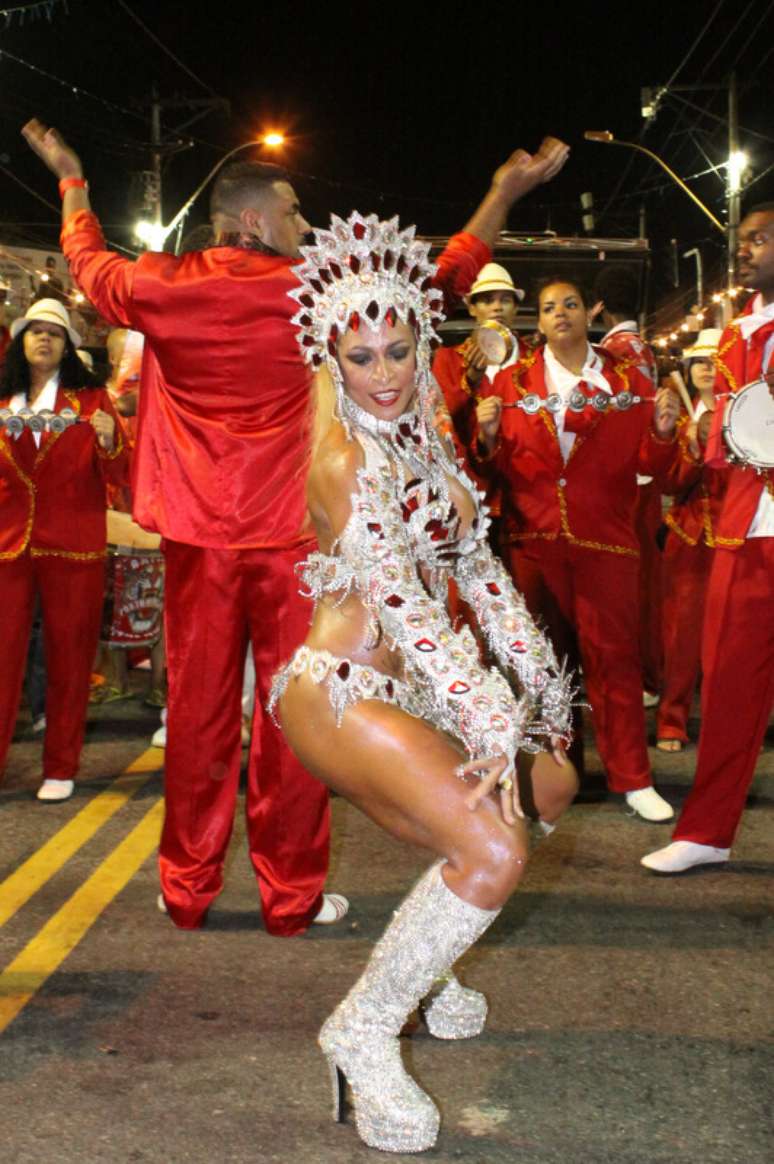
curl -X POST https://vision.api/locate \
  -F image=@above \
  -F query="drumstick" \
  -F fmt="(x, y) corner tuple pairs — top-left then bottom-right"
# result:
(669, 370), (695, 418)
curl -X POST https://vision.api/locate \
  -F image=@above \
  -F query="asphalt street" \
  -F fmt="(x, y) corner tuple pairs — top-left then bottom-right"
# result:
(0, 689), (771, 1164)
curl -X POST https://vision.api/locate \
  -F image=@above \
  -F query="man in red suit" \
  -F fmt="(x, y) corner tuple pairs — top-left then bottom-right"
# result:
(643, 204), (774, 873)
(23, 117), (569, 932)
(477, 278), (681, 821)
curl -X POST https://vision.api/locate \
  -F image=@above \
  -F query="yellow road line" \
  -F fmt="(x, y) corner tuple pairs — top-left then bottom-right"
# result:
(0, 747), (161, 929)
(0, 796), (164, 1035)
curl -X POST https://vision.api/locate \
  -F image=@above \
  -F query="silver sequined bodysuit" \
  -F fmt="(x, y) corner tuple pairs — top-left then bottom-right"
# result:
(269, 401), (574, 765)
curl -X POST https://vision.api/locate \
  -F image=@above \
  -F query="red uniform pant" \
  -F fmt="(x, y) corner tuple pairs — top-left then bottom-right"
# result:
(509, 540), (651, 793)
(634, 481), (664, 695)
(159, 541), (330, 935)
(656, 534), (713, 742)
(0, 552), (105, 782)
(674, 538), (774, 849)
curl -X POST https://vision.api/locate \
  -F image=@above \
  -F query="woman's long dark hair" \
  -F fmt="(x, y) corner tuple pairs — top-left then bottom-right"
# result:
(0, 329), (98, 399)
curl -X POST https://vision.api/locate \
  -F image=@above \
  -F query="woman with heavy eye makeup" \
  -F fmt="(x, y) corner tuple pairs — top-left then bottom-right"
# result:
(475, 276), (683, 826)
(270, 214), (577, 1154)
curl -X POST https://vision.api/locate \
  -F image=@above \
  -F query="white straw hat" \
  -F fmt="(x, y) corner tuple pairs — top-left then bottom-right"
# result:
(468, 262), (525, 302)
(683, 328), (721, 359)
(10, 297), (81, 347)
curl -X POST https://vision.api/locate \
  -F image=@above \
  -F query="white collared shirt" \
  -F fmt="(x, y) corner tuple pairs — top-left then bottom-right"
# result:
(9, 374), (60, 447)
(544, 343), (609, 463)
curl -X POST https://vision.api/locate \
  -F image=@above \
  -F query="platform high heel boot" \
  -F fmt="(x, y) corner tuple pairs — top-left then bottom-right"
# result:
(319, 862), (499, 1153)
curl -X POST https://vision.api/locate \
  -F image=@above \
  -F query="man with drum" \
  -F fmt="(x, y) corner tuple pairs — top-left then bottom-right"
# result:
(643, 203), (774, 873)
(22, 116), (570, 932)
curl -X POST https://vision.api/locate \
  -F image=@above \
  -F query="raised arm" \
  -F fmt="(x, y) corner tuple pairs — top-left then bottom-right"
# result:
(21, 119), (136, 327)
(432, 138), (570, 312)
(453, 537), (574, 748)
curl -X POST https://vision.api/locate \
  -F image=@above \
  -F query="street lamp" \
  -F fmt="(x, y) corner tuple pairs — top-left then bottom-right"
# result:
(583, 131), (726, 235)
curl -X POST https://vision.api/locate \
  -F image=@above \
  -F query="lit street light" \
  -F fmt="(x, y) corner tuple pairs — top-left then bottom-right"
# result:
(583, 131), (726, 234)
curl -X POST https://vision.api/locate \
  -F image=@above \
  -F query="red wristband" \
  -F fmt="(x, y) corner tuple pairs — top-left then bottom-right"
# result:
(58, 177), (88, 197)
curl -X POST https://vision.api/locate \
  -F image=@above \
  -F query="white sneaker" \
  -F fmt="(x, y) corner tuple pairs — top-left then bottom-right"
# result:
(643, 691), (660, 708)
(151, 724), (166, 748)
(32, 714), (47, 734)
(36, 778), (74, 802)
(157, 893), (168, 914)
(641, 840), (730, 874)
(312, 892), (349, 924)
(625, 786), (674, 822)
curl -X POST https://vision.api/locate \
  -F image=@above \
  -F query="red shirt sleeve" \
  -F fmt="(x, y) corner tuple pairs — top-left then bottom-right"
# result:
(432, 232), (491, 316)
(60, 210), (136, 328)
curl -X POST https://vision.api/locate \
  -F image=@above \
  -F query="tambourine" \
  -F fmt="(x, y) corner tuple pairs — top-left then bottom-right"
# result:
(472, 320), (515, 366)
(0, 406), (80, 436)
(722, 378), (774, 470)
(503, 390), (643, 415)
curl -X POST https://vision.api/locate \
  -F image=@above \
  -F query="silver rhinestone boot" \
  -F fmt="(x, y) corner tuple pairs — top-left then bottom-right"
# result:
(421, 971), (487, 1039)
(319, 862), (499, 1154)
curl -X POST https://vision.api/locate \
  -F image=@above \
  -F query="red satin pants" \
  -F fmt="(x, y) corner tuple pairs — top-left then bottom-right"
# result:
(0, 552), (104, 782)
(674, 539), (774, 849)
(159, 541), (330, 935)
(509, 540), (651, 793)
(656, 534), (713, 742)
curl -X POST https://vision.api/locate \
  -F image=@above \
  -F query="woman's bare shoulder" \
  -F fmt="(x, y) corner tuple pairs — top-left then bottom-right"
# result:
(308, 424), (365, 500)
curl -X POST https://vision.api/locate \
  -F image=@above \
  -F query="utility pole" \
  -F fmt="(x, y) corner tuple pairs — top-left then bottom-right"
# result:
(727, 71), (740, 305)
(150, 86), (163, 237)
(134, 89), (230, 250)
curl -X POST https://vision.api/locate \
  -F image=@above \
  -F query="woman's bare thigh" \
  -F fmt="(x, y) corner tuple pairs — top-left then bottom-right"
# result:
(278, 673), (527, 880)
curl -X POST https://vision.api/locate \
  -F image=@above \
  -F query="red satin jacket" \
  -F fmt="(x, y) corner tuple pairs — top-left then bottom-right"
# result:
(705, 299), (774, 547)
(0, 386), (128, 560)
(480, 345), (679, 558)
(61, 211), (489, 551)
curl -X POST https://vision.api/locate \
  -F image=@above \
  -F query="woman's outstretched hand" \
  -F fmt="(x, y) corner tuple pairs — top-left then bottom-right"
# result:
(459, 753), (523, 825)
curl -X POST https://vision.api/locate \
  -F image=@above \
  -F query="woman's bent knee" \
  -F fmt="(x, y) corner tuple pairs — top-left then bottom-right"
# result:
(452, 826), (528, 909)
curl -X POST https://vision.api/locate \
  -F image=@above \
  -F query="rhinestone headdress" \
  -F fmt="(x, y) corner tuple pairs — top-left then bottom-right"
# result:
(289, 212), (445, 432)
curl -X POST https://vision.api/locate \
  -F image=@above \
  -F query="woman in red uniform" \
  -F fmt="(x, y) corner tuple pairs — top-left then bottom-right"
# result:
(0, 298), (128, 801)
(477, 278), (681, 821)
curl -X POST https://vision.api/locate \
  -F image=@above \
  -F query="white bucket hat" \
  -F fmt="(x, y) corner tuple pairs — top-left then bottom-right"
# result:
(468, 262), (525, 302)
(11, 297), (81, 347)
(683, 328), (721, 360)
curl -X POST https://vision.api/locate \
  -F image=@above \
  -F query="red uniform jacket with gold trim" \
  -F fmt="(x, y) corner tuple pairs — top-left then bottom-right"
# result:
(432, 343), (507, 511)
(0, 386), (129, 560)
(61, 211), (490, 551)
(705, 299), (774, 548)
(481, 345), (680, 558)
(663, 416), (728, 547)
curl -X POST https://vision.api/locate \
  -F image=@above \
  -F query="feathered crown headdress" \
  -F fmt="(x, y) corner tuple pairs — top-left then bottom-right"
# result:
(289, 212), (445, 375)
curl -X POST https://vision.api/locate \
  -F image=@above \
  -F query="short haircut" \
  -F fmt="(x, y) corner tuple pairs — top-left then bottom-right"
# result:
(535, 275), (588, 308)
(210, 160), (290, 220)
(593, 266), (638, 316)
(744, 201), (774, 219)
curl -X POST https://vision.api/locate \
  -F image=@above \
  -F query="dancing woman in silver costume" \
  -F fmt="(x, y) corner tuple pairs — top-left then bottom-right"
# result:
(271, 210), (579, 1154)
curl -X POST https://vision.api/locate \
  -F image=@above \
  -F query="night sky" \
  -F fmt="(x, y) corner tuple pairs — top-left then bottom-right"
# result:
(1, 0), (772, 327)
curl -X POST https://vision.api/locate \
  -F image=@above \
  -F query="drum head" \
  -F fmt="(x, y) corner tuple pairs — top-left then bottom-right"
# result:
(723, 378), (774, 469)
(474, 321), (513, 366)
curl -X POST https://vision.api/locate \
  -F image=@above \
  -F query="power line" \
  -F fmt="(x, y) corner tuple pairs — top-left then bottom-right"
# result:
(662, 0), (728, 89)
(115, 0), (218, 99)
